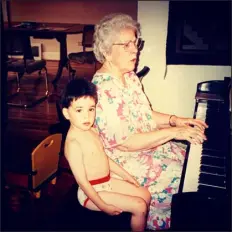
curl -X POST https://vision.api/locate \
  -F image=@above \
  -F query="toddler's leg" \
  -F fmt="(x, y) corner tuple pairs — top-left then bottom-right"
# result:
(86, 191), (147, 232)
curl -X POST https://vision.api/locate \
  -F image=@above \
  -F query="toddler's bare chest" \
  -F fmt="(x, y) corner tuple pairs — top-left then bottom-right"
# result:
(80, 136), (107, 165)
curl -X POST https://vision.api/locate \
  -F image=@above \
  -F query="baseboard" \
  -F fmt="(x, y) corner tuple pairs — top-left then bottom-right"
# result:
(42, 52), (60, 61)
(10, 49), (60, 61)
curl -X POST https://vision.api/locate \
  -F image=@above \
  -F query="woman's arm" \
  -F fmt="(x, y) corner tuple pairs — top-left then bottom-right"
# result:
(116, 127), (175, 151)
(152, 111), (208, 130)
(94, 81), (206, 153)
(65, 139), (110, 211)
(116, 126), (206, 152)
(152, 111), (173, 128)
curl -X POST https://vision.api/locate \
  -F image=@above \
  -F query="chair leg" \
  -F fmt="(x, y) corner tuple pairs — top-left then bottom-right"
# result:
(22, 67), (49, 108)
(8, 68), (49, 109)
(71, 70), (76, 80)
(8, 72), (23, 98)
(50, 177), (57, 185)
(7, 72), (26, 107)
(68, 61), (71, 80)
(16, 72), (21, 93)
(33, 190), (41, 199)
(68, 60), (76, 80)
(42, 67), (49, 97)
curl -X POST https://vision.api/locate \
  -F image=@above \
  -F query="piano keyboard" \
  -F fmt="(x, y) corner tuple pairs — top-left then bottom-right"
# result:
(180, 79), (230, 197)
(182, 101), (227, 194)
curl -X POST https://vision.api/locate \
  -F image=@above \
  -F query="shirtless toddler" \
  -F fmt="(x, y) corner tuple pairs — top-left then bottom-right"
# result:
(61, 78), (151, 232)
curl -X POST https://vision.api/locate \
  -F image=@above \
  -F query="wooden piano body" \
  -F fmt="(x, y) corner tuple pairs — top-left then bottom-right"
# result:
(171, 77), (231, 231)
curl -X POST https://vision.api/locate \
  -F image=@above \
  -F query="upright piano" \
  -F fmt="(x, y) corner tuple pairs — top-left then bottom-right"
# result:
(171, 77), (231, 231)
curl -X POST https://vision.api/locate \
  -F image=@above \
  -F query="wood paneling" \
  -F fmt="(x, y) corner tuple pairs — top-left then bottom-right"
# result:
(3, 0), (138, 55)
(6, 0), (137, 24)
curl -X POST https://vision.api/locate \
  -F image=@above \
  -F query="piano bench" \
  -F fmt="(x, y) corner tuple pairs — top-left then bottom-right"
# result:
(53, 184), (131, 231)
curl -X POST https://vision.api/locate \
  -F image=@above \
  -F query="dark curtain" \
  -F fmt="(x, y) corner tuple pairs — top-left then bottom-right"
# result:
(1, 2), (8, 132)
(1, 4), (8, 229)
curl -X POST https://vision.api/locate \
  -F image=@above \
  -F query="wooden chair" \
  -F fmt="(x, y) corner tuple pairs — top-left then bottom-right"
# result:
(137, 66), (150, 81)
(68, 25), (96, 79)
(4, 133), (62, 199)
(5, 33), (49, 108)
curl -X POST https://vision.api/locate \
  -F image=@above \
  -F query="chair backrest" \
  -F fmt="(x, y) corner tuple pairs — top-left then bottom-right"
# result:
(82, 25), (95, 52)
(5, 32), (34, 60)
(136, 66), (150, 81)
(5, 35), (24, 56)
(31, 133), (62, 189)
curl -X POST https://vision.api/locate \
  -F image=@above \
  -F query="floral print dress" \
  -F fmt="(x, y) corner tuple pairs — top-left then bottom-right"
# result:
(92, 72), (186, 230)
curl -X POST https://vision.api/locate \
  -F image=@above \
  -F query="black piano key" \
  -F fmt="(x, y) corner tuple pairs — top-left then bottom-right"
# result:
(198, 184), (227, 196)
(202, 149), (226, 157)
(204, 131), (224, 140)
(204, 111), (220, 117)
(205, 119), (225, 126)
(205, 113), (223, 121)
(204, 123), (226, 133)
(203, 133), (226, 150)
(199, 173), (226, 188)
(204, 108), (226, 119)
(203, 141), (223, 152)
(204, 133), (225, 146)
(201, 155), (225, 168)
(200, 164), (226, 176)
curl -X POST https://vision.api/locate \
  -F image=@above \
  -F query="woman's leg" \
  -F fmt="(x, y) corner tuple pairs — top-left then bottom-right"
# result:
(114, 142), (186, 230)
(110, 177), (151, 206)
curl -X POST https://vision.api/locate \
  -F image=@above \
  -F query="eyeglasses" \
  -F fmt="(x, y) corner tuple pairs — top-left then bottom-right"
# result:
(113, 38), (143, 51)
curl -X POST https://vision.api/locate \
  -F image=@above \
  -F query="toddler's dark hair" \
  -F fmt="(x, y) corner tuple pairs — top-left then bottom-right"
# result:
(60, 78), (98, 108)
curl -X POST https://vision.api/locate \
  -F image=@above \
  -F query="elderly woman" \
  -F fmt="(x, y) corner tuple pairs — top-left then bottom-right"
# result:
(92, 13), (207, 230)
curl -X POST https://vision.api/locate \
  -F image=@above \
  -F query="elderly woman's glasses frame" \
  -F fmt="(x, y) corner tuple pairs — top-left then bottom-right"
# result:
(113, 38), (143, 51)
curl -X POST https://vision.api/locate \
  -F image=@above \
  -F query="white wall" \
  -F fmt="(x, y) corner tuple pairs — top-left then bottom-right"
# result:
(137, 1), (231, 117)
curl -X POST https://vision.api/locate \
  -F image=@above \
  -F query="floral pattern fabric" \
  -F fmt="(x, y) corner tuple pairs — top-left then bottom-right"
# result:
(92, 72), (186, 230)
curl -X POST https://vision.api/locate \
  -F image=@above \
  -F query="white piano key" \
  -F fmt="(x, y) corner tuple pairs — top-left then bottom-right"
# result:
(182, 104), (206, 192)
(199, 183), (226, 190)
(182, 144), (202, 192)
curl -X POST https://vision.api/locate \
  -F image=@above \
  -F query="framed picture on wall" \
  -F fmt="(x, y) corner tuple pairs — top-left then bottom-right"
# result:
(166, 1), (231, 66)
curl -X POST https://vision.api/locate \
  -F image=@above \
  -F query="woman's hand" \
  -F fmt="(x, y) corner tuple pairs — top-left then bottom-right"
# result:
(123, 175), (140, 187)
(171, 125), (207, 145)
(102, 204), (123, 216)
(171, 116), (208, 131)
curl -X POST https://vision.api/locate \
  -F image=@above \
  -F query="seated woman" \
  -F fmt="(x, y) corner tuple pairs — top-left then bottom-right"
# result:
(92, 13), (207, 230)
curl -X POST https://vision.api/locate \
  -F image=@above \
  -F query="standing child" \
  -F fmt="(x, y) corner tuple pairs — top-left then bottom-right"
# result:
(61, 78), (151, 232)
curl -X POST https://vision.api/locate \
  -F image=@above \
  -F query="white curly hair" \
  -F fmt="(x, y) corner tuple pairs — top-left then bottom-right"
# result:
(93, 13), (141, 64)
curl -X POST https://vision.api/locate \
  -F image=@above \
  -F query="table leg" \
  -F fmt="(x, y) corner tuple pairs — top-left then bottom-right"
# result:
(52, 34), (68, 86)
(48, 34), (68, 102)
(23, 35), (34, 59)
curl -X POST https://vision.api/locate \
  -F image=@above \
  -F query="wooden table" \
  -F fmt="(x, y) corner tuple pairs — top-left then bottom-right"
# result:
(4, 22), (85, 86)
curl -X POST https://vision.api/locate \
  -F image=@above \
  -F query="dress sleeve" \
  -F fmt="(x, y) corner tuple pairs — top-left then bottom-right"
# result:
(94, 85), (132, 149)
